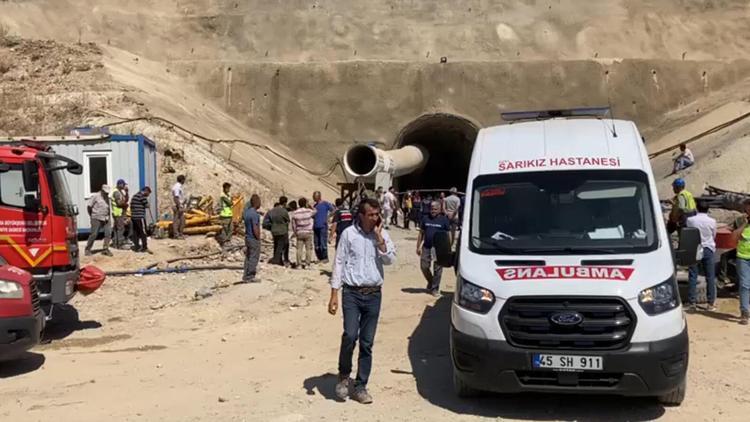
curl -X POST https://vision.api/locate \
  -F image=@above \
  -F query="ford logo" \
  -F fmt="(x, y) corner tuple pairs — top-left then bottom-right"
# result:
(550, 312), (584, 326)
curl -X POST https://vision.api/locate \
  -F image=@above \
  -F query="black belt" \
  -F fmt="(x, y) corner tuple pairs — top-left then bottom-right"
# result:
(343, 284), (381, 294)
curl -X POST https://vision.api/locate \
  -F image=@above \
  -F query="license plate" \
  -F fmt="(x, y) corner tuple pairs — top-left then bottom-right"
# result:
(532, 354), (603, 371)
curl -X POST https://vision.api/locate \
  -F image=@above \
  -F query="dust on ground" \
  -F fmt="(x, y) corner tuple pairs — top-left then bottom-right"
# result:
(1, 229), (749, 421)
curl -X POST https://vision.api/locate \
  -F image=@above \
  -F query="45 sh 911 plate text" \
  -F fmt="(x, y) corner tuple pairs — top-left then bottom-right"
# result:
(532, 354), (603, 371)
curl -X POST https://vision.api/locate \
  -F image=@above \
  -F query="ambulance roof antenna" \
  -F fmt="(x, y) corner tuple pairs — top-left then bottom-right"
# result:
(606, 89), (618, 138)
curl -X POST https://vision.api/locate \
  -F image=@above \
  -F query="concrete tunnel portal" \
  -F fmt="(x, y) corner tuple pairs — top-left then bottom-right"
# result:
(393, 114), (479, 193)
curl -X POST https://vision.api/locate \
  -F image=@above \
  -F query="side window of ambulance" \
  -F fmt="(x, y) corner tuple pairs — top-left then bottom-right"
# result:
(0, 167), (29, 208)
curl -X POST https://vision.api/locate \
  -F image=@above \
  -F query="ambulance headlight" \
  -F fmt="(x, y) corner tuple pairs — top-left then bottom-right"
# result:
(456, 276), (495, 314)
(638, 278), (680, 315)
(0, 280), (24, 299)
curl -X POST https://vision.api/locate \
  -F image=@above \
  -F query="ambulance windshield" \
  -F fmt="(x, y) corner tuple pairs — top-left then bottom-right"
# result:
(470, 170), (658, 255)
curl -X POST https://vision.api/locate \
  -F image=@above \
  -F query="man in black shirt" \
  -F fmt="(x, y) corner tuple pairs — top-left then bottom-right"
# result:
(267, 196), (290, 266)
(417, 202), (450, 297)
(130, 186), (152, 254)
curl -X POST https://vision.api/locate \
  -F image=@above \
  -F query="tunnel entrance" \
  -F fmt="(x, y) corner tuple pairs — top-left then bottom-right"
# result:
(394, 113), (479, 193)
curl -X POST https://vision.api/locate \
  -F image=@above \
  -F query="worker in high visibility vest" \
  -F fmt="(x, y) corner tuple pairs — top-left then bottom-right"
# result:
(668, 178), (696, 233)
(218, 182), (234, 246)
(732, 198), (750, 325)
(111, 179), (129, 249)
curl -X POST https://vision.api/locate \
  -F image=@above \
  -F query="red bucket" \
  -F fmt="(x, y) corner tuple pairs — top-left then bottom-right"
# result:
(78, 265), (106, 295)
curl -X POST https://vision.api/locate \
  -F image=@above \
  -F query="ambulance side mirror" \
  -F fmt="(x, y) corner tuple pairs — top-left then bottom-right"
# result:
(674, 227), (700, 267)
(434, 231), (455, 268)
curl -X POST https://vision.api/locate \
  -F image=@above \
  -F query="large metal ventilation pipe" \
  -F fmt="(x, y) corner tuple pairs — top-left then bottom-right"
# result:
(343, 144), (429, 179)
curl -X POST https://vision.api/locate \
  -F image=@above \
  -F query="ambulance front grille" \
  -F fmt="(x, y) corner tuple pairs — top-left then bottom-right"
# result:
(500, 297), (636, 350)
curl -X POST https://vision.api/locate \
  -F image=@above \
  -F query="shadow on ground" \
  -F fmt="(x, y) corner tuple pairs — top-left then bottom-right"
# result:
(41, 304), (102, 343)
(677, 279), (741, 322)
(0, 352), (45, 378)
(303, 372), (344, 402)
(401, 287), (430, 294)
(407, 294), (666, 421)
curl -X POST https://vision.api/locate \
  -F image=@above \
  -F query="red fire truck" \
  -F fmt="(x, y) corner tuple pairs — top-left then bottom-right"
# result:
(0, 141), (83, 318)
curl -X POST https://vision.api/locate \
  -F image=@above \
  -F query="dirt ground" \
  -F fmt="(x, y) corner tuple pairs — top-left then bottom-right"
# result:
(1, 229), (749, 422)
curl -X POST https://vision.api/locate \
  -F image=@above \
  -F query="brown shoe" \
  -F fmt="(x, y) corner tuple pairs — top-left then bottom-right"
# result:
(351, 388), (373, 404)
(741, 312), (749, 326)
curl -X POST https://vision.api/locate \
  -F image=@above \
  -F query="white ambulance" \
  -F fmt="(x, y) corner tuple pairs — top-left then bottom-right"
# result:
(434, 108), (700, 406)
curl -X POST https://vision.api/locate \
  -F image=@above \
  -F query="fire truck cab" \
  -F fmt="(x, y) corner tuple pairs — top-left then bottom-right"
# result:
(0, 142), (82, 317)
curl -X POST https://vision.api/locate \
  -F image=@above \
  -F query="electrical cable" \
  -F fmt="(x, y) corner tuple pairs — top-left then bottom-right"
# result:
(89, 111), (346, 189)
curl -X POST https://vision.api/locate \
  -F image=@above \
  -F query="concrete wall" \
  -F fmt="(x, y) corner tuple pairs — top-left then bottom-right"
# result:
(4, 0), (750, 181)
(3, 1), (750, 62)
(170, 58), (750, 169)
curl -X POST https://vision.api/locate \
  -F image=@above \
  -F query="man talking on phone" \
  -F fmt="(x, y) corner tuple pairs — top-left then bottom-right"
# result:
(328, 198), (396, 404)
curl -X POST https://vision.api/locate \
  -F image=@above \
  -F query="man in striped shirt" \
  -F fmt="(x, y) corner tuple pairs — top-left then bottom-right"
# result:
(130, 186), (152, 254)
(330, 198), (354, 250)
(291, 197), (317, 269)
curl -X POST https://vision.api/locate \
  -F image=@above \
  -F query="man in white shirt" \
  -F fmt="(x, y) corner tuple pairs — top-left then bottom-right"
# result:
(328, 198), (396, 404)
(171, 175), (186, 239)
(443, 187), (462, 244)
(673, 143), (695, 173)
(686, 201), (717, 311)
(382, 187), (397, 229)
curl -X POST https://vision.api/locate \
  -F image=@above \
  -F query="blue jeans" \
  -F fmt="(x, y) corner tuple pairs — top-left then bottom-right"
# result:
(420, 247), (443, 292)
(314, 227), (329, 261)
(737, 258), (750, 314)
(674, 156), (694, 172)
(338, 287), (382, 389)
(688, 247), (716, 305)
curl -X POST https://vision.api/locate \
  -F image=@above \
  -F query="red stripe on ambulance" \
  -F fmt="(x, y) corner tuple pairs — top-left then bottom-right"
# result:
(496, 266), (634, 281)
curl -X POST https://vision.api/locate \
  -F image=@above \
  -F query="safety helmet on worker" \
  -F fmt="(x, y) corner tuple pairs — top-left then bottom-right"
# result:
(672, 178), (685, 188)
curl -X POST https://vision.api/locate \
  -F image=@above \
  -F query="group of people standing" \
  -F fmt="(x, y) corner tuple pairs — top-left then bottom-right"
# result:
(377, 186), (463, 234)
(372, 186), (462, 297)
(670, 177), (750, 325)
(240, 191), (354, 283)
(84, 179), (153, 257)
(171, 175), (236, 247)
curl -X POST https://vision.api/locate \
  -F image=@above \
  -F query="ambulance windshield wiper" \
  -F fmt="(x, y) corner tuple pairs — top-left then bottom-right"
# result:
(471, 236), (520, 253)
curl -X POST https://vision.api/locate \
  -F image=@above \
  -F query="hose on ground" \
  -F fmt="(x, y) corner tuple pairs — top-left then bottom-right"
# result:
(106, 264), (244, 277)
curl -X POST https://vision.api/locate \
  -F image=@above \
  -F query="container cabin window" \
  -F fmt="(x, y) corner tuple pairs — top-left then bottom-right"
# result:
(83, 151), (112, 197)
